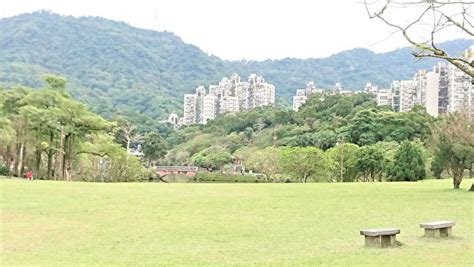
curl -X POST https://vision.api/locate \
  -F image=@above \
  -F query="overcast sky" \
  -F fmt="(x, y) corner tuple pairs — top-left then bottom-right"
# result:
(1, 0), (468, 60)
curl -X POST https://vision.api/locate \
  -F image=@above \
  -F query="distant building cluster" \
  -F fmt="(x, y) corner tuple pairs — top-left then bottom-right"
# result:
(375, 46), (473, 117)
(168, 47), (473, 128)
(181, 74), (275, 125)
(290, 46), (473, 117)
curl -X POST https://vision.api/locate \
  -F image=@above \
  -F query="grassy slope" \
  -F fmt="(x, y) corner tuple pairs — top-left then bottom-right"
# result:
(1, 179), (473, 266)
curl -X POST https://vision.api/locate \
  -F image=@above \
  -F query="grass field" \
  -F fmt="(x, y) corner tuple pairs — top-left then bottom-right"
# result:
(1, 178), (473, 266)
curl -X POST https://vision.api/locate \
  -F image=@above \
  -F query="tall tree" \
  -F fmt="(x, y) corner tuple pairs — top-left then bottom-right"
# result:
(431, 111), (474, 189)
(245, 147), (280, 182)
(356, 145), (386, 182)
(117, 121), (143, 152)
(326, 143), (360, 182)
(1, 86), (31, 177)
(143, 132), (167, 164)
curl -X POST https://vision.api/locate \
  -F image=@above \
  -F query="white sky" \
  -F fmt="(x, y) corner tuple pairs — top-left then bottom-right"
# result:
(1, 0), (469, 60)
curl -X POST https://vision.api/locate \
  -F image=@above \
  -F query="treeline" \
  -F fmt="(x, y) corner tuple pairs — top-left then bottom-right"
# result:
(0, 76), (167, 182)
(1, 77), (472, 189)
(163, 92), (473, 188)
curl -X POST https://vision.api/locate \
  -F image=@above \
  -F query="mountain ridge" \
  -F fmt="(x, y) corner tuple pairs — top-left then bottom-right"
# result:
(1, 11), (472, 123)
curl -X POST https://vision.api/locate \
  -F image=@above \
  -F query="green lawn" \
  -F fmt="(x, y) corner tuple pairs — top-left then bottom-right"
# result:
(1, 178), (473, 266)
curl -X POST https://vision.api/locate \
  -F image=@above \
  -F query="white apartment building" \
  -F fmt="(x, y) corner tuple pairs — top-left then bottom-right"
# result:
(434, 62), (449, 115)
(182, 74), (276, 125)
(391, 80), (416, 112)
(292, 81), (320, 111)
(413, 69), (440, 117)
(425, 72), (440, 117)
(183, 94), (197, 125)
(220, 96), (239, 114)
(400, 80), (416, 112)
(364, 82), (378, 94)
(447, 46), (473, 117)
(448, 64), (472, 113)
(202, 95), (217, 124)
(376, 89), (392, 106)
(293, 89), (307, 111)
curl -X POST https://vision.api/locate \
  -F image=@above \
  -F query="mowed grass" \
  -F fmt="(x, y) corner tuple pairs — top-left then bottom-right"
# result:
(1, 178), (473, 266)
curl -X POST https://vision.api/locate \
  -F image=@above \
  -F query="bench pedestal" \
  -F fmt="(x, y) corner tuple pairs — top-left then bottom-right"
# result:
(420, 221), (455, 238)
(365, 234), (397, 248)
(424, 227), (452, 238)
(360, 228), (400, 248)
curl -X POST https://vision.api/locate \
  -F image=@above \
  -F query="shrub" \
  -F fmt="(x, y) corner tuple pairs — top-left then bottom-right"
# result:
(389, 141), (426, 181)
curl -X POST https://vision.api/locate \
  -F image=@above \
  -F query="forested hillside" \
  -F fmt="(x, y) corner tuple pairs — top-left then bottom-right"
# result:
(1, 11), (472, 122)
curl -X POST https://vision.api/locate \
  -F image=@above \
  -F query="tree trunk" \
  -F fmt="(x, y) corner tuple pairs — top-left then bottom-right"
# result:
(5, 145), (12, 177)
(47, 131), (54, 180)
(16, 143), (24, 178)
(453, 173), (462, 189)
(35, 147), (42, 178)
(64, 134), (73, 181)
(57, 127), (65, 181)
(453, 177), (462, 189)
(470, 183), (474, 192)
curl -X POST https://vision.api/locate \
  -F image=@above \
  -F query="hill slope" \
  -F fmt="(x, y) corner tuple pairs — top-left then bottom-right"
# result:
(0, 11), (472, 120)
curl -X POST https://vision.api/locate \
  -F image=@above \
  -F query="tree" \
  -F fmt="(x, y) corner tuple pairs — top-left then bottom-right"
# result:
(1, 76), (119, 182)
(372, 141), (401, 178)
(245, 147), (280, 182)
(143, 132), (167, 163)
(116, 120), (143, 151)
(356, 145), (386, 182)
(326, 143), (360, 182)
(1, 86), (31, 177)
(430, 154), (445, 179)
(349, 109), (380, 145)
(21, 81), (112, 181)
(279, 147), (332, 183)
(389, 141), (426, 181)
(364, 0), (473, 78)
(431, 111), (474, 189)
(191, 146), (233, 171)
(312, 130), (338, 150)
(76, 133), (146, 182)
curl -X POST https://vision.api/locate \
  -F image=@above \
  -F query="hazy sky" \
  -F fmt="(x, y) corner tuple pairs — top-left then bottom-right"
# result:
(1, 0), (469, 60)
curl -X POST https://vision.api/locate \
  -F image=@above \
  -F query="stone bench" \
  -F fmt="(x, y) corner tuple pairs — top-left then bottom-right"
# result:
(420, 221), (455, 238)
(360, 228), (400, 248)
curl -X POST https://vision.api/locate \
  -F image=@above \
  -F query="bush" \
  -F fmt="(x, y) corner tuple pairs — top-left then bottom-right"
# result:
(0, 160), (8, 176)
(194, 172), (264, 183)
(389, 141), (426, 181)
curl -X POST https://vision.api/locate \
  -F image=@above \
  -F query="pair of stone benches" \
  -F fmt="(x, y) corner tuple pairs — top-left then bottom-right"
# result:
(360, 220), (455, 248)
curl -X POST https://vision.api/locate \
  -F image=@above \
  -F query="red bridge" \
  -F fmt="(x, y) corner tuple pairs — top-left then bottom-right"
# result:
(156, 166), (198, 177)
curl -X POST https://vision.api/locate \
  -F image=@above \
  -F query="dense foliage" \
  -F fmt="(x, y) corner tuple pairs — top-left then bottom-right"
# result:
(389, 141), (426, 181)
(1, 11), (471, 128)
(0, 77), (148, 182)
(161, 92), (446, 183)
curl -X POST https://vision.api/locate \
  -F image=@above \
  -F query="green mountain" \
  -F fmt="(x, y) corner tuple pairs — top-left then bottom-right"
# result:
(1, 11), (472, 122)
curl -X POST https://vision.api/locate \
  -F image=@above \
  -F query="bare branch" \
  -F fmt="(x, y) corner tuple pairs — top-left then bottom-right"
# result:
(364, 0), (474, 78)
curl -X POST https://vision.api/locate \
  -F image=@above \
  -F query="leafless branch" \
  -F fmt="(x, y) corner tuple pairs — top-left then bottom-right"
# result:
(364, 0), (474, 78)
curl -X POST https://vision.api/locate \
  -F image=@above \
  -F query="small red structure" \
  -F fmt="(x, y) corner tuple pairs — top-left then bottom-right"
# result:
(156, 166), (198, 177)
